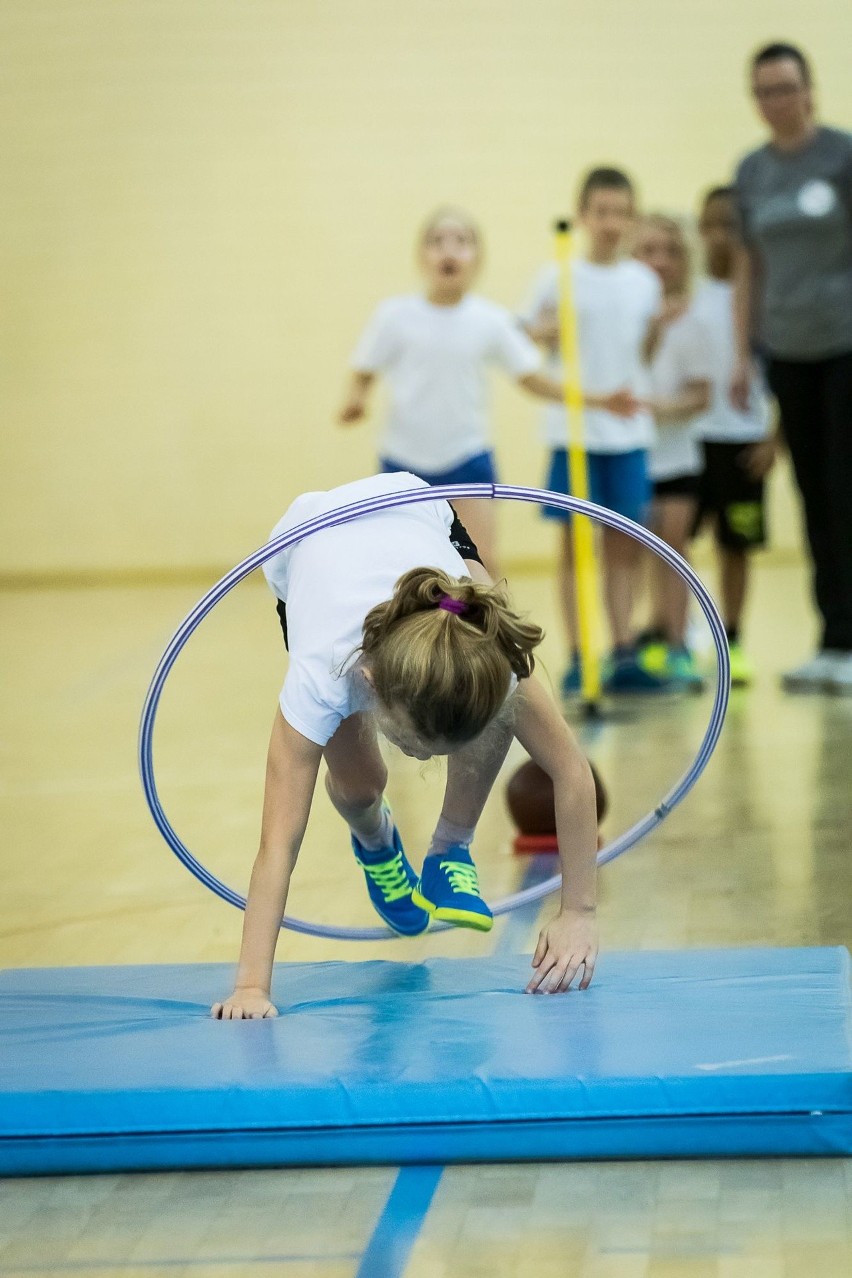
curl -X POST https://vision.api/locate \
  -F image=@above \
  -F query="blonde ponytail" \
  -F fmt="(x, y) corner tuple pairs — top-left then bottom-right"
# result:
(359, 568), (543, 745)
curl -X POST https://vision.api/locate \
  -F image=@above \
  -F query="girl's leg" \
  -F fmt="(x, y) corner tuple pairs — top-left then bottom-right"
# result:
(323, 713), (388, 845)
(452, 497), (499, 578)
(326, 714), (429, 935)
(650, 496), (699, 646)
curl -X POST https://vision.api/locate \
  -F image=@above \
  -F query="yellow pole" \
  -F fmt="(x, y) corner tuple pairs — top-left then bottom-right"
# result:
(554, 218), (603, 709)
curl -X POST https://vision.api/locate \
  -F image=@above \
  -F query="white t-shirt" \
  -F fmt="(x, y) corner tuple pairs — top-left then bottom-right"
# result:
(689, 279), (771, 443)
(520, 259), (661, 452)
(648, 307), (715, 481)
(262, 472), (470, 746)
(351, 293), (542, 472)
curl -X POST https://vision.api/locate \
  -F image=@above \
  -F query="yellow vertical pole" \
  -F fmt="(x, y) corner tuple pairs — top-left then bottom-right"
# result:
(554, 218), (603, 709)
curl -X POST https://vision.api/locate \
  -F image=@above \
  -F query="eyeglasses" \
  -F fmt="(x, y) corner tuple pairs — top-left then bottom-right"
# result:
(752, 83), (805, 101)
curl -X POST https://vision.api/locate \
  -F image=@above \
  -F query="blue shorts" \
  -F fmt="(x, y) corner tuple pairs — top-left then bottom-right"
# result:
(543, 448), (650, 526)
(380, 450), (497, 487)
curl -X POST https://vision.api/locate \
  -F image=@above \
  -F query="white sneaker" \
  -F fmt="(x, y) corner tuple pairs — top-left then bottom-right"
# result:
(826, 651), (852, 696)
(781, 650), (843, 693)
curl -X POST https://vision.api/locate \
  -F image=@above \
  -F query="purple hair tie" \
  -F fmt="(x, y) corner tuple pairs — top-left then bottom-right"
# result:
(438, 594), (467, 615)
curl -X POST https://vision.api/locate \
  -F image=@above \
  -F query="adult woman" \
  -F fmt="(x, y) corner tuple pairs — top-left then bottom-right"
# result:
(732, 42), (852, 693)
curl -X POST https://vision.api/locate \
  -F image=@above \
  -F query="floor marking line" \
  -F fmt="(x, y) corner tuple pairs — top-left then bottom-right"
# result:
(0, 1254), (362, 1273)
(356, 718), (606, 1276)
(354, 1164), (443, 1278)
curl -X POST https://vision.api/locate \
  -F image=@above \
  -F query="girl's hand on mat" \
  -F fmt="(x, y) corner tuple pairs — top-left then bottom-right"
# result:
(211, 988), (278, 1020)
(526, 910), (598, 994)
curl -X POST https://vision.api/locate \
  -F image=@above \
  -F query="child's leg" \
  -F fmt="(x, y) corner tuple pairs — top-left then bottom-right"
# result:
(598, 450), (650, 650)
(557, 522), (580, 652)
(720, 543), (748, 636)
(601, 527), (641, 649)
(452, 497), (498, 579)
(650, 496), (698, 646)
(325, 714), (429, 935)
(323, 713), (388, 845)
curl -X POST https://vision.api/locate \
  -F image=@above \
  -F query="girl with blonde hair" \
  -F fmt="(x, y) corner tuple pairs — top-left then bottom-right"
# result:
(212, 471), (599, 1019)
(339, 207), (634, 573)
(634, 215), (713, 686)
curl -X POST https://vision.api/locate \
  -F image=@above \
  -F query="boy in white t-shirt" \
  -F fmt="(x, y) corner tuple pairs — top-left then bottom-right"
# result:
(691, 187), (776, 686)
(521, 168), (666, 695)
(339, 208), (635, 574)
(634, 215), (713, 687)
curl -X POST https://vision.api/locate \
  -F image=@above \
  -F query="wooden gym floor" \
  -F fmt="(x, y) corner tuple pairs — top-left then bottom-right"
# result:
(1, 555), (850, 1276)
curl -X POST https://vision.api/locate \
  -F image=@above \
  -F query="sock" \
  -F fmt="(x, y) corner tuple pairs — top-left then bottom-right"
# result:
(426, 816), (477, 860)
(352, 803), (394, 853)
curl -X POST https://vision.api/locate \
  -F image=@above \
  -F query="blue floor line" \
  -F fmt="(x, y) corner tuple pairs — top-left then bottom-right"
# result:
(353, 1165), (443, 1278)
(355, 855), (547, 1275)
(357, 720), (607, 1275)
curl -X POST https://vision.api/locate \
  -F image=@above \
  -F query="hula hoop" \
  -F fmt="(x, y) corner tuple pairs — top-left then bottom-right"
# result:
(139, 483), (730, 940)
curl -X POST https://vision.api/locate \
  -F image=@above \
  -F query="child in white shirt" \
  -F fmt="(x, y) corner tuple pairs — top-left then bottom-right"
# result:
(339, 208), (629, 573)
(211, 472), (600, 1020)
(691, 186), (775, 686)
(633, 215), (713, 686)
(521, 167), (664, 695)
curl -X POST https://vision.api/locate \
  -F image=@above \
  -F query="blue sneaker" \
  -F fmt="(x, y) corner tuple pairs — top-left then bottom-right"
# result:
(352, 824), (430, 936)
(412, 847), (493, 932)
(604, 649), (673, 694)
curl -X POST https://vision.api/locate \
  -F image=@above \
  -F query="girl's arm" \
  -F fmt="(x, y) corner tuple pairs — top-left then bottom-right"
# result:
(646, 378), (711, 425)
(518, 371), (639, 418)
(211, 710), (322, 1019)
(338, 371), (376, 424)
(512, 675), (599, 993)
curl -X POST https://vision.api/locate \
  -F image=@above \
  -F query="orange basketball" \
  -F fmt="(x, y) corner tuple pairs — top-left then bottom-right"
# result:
(505, 758), (608, 834)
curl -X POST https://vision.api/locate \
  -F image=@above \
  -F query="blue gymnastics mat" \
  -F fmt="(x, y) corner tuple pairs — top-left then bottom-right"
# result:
(1, 947), (850, 1175)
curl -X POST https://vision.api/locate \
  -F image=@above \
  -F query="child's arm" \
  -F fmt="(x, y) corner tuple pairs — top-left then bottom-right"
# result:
(512, 675), (599, 993)
(442, 561), (598, 993)
(730, 245), (758, 411)
(646, 378), (711, 425)
(518, 371), (639, 418)
(742, 429), (781, 480)
(211, 710), (322, 1019)
(642, 297), (689, 363)
(522, 304), (560, 352)
(338, 371), (376, 424)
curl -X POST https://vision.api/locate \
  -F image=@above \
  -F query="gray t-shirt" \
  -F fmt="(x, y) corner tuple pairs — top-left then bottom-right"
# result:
(735, 126), (852, 359)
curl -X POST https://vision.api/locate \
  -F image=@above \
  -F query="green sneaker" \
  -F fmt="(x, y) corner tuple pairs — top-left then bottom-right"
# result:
(637, 640), (669, 678)
(728, 641), (754, 688)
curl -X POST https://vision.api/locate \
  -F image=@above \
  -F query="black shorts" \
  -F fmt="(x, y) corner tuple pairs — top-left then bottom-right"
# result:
(275, 504), (483, 650)
(448, 505), (483, 566)
(696, 440), (767, 550)
(653, 473), (701, 500)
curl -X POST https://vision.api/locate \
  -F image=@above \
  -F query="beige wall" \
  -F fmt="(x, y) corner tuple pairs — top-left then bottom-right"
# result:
(2, 1), (850, 577)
